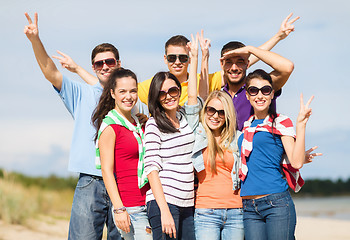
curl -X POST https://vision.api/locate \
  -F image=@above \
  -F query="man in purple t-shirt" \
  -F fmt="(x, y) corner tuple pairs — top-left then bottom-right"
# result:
(219, 42), (294, 130)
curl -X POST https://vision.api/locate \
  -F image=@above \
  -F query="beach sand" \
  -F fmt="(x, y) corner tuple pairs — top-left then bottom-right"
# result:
(296, 216), (350, 240)
(1, 216), (350, 239)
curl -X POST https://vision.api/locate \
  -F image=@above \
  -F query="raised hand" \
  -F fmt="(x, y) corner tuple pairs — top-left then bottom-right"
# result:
(304, 146), (322, 164)
(52, 50), (79, 73)
(187, 32), (199, 59)
(297, 93), (314, 125)
(199, 29), (211, 58)
(277, 13), (300, 40)
(220, 46), (251, 62)
(24, 12), (39, 41)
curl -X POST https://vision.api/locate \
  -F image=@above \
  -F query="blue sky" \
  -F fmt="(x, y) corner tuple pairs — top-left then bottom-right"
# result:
(1, 0), (349, 180)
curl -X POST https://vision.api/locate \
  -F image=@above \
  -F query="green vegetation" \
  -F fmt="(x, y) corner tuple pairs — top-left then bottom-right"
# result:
(0, 169), (75, 225)
(292, 178), (350, 197)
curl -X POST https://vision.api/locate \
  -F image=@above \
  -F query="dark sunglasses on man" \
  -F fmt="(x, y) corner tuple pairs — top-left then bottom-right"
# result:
(166, 54), (189, 63)
(246, 85), (273, 96)
(159, 86), (180, 101)
(93, 58), (118, 70)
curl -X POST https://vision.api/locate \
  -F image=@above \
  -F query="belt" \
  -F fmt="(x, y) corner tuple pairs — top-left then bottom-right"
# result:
(80, 173), (103, 180)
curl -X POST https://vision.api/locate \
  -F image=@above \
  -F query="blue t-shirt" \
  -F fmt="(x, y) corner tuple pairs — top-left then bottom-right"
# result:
(54, 76), (103, 176)
(238, 119), (288, 196)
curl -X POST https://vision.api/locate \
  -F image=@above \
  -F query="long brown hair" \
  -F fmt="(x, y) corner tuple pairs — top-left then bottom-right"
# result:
(91, 68), (137, 141)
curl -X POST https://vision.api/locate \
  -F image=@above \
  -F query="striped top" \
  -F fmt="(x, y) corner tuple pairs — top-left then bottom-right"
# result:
(144, 114), (195, 207)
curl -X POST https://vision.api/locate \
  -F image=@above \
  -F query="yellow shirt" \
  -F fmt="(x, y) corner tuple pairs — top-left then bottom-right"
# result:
(138, 71), (222, 106)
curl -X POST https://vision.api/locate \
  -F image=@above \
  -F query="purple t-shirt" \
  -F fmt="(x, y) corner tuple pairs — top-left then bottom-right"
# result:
(222, 84), (281, 131)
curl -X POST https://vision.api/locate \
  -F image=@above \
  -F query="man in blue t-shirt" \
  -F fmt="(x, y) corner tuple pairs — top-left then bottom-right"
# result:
(24, 12), (122, 240)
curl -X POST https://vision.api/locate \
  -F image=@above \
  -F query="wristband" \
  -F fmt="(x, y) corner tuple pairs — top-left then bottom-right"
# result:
(113, 206), (126, 214)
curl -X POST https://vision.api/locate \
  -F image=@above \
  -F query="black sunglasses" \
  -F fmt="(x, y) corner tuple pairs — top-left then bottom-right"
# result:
(159, 86), (180, 101)
(205, 106), (225, 119)
(247, 85), (273, 96)
(166, 54), (189, 63)
(93, 58), (117, 70)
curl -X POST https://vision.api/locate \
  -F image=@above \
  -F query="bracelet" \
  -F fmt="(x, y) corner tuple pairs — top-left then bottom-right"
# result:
(113, 206), (126, 214)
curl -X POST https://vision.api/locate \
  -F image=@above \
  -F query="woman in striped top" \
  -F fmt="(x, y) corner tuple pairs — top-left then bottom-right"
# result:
(144, 35), (199, 240)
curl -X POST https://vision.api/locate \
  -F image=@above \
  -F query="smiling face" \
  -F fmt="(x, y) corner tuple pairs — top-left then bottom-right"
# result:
(110, 76), (138, 115)
(221, 55), (249, 87)
(246, 78), (274, 119)
(92, 51), (121, 84)
(164, 45), (190, 82)
(205, 98), (226, 136)
(159, 78), (180, 114)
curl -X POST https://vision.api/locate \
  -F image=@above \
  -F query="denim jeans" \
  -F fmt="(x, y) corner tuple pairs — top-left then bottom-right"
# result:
(194, 208), (244, 240)
(242, 191), (296, 240)
(68, 174), (122, 240)
(112, 205), (152, 240)
(147, 200), (195, 240)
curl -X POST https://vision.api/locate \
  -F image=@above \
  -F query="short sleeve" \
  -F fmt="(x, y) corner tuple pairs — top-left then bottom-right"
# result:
(138, 78), (153, 105)
(208, 71), (223, 92)
(53, 75), (83, 118)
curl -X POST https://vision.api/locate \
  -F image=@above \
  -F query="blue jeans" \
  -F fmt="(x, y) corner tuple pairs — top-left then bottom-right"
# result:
(242, 191), (296, 240)
(68, 174), (122, 240)
(194, 208), (244, 240)
(147, 200), (195, 240)
(112, 205), (152, 240)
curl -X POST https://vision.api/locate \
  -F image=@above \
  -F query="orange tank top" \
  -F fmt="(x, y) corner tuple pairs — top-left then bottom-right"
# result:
(195, 148), (242, 209)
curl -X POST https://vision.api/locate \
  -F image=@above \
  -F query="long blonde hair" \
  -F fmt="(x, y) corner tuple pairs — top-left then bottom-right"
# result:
(200, 91), (237, 174)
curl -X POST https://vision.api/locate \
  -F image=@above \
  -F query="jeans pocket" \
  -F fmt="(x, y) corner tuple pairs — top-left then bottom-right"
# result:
(195, 208), (214, 216)
(76, 176), (94, 189)
(269, 197), (289, 207)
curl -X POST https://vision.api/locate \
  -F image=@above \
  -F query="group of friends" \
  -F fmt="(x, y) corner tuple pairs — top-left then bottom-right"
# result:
(24, 11), (321, 240)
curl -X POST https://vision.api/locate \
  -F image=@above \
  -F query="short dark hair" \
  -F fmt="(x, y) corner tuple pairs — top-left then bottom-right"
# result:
(165, 35), (189, 54)
(91, 43), (120, 64)
(221, 41), (245, 57)
(148, 71), (182, 133)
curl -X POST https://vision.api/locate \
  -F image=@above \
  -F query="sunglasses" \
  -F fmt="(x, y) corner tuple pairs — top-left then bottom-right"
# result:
(159, 86), (180, 101)
(247, 85), (273, 96)
(205, 106), (225, 119)
(93, 58), (117, 70)
(166, 54), (189, 63)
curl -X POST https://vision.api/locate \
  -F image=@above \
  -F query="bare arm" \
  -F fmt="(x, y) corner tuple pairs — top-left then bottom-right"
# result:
(99, 126), (131, 233)
(187, 33), (199, 105)
(249, 13), (300, 67)
(24, 12), (63, 90)
(52, 50), (99, 85)
(222, 46), (294, 90)
(147, 171), (176, 239)
(198, 30), (211, 101)
(281, 94), (314, 169)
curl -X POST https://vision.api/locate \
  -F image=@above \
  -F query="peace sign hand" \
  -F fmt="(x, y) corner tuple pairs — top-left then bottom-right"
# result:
(277, 13), (300, 40)
(304, 146), (323, 164)
(297, 93), (314, 125)
(187, 32), (199, 59)
(52, 50), (79, 73)
(24, 12), (39, 42)
(199, 30), (211, 58)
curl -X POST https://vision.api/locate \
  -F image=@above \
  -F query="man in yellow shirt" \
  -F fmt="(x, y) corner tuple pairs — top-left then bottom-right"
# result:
(138, 34), (222, 106)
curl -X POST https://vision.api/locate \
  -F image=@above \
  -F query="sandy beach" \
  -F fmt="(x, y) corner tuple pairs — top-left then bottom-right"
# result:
(1, 216), (350, 239)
